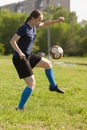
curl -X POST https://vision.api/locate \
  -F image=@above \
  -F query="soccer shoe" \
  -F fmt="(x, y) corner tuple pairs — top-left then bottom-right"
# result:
(49, 85), (64, 94)
(15, 107), (24, 111)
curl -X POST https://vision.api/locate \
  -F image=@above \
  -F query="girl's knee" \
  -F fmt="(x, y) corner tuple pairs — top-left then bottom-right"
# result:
(46, 60), (52, 69)
(24, 75), (36, 89)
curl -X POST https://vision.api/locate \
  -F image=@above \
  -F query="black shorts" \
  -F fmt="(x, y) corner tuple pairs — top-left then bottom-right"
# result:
(12, 53), (42, 79)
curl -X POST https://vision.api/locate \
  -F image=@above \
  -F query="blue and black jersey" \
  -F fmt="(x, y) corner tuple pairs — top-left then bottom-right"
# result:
(14, 23), (36, 56)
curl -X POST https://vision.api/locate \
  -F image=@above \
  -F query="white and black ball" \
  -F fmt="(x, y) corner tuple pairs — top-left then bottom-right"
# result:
(50, 45), (64, 59)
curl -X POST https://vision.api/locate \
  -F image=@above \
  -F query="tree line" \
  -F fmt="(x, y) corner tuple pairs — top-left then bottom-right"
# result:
(0, 7), (87, 56)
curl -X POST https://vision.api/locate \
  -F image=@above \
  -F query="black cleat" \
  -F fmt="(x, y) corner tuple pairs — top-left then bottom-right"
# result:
(15, 107), (24, 111)
(49, 85), (64, 94)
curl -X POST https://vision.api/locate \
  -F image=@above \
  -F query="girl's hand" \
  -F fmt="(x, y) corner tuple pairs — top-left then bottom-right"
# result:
(19, 52), (26, 60)
(57, 17), (65, 22)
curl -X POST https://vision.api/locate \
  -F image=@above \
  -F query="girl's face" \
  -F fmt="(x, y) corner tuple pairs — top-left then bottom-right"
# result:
(32, 14), (43, 26)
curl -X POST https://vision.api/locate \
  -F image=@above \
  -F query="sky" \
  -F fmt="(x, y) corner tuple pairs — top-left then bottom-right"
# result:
(0, 0), (87, 22)
(70, 0), (87, 22)
(0, 0), (24, 6)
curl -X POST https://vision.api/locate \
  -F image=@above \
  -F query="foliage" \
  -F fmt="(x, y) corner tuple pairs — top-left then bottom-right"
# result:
(0, 9), (27, 54)
(0, 43), (5, 55)
(79, 37), (87, 56)
(0, 7), (87, 56)
(36, 6), (87, 56)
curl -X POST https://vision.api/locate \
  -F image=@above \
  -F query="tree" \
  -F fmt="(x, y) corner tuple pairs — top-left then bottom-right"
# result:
(0, 43), (5, 55)
(0, 9), (27, 54)
(0, 7), (87, 56)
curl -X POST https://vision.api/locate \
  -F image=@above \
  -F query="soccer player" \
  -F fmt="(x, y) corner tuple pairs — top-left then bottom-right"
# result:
(10, 9), (64, 110)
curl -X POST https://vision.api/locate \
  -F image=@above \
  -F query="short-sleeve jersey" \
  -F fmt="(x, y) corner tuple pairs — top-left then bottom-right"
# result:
(14, 23), (36, 56)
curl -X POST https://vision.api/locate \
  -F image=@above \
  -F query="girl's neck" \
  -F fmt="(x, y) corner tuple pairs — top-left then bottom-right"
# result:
(27, 21), (34, 28)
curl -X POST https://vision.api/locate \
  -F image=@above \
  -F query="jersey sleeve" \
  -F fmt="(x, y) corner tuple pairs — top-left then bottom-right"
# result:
(16, 26), (26, 36)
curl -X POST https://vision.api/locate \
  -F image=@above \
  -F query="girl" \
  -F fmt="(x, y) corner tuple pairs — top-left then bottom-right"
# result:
(10, 9), (64, 110)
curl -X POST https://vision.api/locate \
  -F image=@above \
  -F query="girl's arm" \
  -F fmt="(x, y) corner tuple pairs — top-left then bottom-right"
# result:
(38, 17), (65, 28)
(10, 34), (25, 59)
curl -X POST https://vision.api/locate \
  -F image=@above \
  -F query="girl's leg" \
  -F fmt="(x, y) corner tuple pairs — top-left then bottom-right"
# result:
(18, 86), (32, 110)
(36, 57), (64, 93)
(17, 75), (35, 110)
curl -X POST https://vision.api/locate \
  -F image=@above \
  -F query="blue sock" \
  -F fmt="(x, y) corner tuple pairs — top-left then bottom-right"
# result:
(45, 68), (56, 88)
(18, 86), (32, 109)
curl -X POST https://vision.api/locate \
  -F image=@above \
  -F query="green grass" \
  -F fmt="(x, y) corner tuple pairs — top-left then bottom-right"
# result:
(0, 56), (87, 130)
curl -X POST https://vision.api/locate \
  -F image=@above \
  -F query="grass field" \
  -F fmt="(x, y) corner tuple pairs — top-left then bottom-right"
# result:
(0, 56), (87, 130)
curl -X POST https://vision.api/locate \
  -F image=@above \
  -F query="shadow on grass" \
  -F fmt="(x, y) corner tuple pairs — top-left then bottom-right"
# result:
(54, 61), (87, 66)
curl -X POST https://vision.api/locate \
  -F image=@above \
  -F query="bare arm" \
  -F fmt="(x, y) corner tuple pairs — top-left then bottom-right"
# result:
(38, 17), (65, 28)
(10, 34), (25, 59)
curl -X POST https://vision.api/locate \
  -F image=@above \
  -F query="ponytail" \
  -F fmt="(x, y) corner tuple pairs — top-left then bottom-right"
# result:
(25, 9), (42, 23)
(25, 16), (31, 23)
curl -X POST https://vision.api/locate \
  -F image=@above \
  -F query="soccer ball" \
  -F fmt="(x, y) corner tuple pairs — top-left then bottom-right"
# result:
(50, 45), (64, 59)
